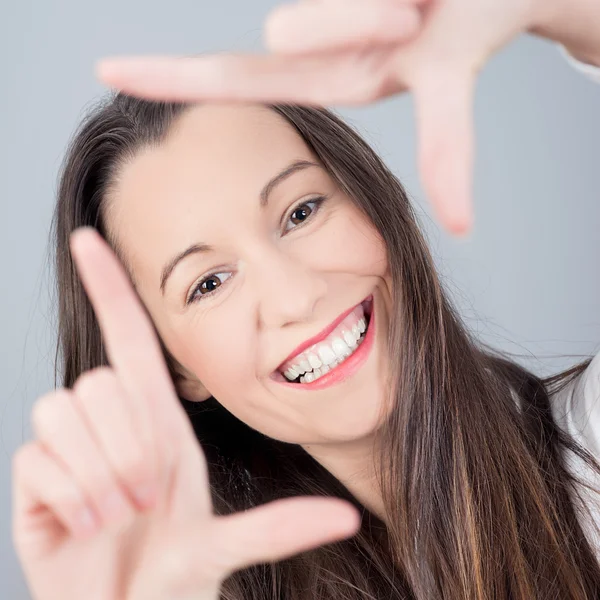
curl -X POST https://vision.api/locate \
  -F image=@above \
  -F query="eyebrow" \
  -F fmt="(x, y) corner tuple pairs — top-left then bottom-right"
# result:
(159, 159), (319, 295)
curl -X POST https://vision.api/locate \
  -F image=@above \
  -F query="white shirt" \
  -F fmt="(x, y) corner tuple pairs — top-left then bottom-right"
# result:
(552, 47), (600, 557)
(550, 351), (600, 559)
(561, 45), (600, 84)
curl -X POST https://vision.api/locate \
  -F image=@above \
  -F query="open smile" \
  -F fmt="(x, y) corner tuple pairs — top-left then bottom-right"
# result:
(270, 294), (375, 390)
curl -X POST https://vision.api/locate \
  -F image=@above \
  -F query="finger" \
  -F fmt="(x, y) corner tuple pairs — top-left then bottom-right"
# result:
(69, 228), (190, 446)
(96, 48), (404, 105)
(73, 366), (213, 521)
(72, 367), (163, 511)
(264, 1), (422, 55)
(412, 69), (476, 236)
(96, 51), (369, 105)
(178, 497), (361, 581)
(31, 388), (137, 531)
(303, 0), (430, 3)
(12, 442), (101, 553)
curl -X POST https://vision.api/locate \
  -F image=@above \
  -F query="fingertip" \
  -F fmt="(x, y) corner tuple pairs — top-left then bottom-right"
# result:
(441, 209), (474, 238)
(69, 227), (89, 253)
(400, 6), (423, 39)
(69, 227), (99, 254)
(95, 57), (153, 88)
(95, 59), (114, 85)
(95, 57), (139, 83)
(337, 501), (362, 533)
(451, 220), (473, 239)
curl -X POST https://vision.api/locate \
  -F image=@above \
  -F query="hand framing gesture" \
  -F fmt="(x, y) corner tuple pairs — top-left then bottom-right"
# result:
(12, 228), (361, 600)
(95, 0), (551, 235)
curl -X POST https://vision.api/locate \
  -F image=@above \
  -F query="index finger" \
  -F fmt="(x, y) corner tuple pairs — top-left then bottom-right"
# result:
(95, 52), (343, 105)
(69, 227), (182, 428)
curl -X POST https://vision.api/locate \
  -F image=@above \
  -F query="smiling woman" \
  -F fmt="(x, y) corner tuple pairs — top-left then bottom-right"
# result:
(36, 91), (600, 599)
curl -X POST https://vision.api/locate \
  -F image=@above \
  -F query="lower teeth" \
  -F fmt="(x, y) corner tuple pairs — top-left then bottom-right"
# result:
(296, 330), (367, 384)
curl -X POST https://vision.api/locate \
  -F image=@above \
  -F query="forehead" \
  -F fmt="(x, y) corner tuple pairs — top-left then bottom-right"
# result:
(107, 103), (318, 291)
(114, 102), (310, 205)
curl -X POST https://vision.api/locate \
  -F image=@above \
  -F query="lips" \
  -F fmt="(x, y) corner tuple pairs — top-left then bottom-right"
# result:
(274, 295), (374, 374)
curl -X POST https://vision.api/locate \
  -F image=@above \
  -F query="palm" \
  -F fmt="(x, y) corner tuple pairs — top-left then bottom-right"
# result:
(20, 523), (139, 600)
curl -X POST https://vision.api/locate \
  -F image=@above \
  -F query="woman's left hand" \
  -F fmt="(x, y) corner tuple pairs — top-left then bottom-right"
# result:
(96, 0), (561, 235)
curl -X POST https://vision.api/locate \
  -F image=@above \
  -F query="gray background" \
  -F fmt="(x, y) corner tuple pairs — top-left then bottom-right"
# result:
(1, 1), (599, 597)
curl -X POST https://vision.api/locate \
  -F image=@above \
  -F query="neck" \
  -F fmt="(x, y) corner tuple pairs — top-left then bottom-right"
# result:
(302, 434), (388, 526)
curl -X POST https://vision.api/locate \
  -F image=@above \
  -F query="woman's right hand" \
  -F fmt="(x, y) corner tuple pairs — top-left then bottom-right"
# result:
(11, 227), (361, 600)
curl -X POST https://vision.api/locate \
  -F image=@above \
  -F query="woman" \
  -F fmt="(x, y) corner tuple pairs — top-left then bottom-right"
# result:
(12, 0), (600, 598)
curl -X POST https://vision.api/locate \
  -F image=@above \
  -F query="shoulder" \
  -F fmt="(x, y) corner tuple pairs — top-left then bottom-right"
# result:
(550, 350), (600, 459)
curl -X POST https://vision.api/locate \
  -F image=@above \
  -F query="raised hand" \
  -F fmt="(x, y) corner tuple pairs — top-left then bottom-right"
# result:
(12, 227), (361, 600)
(94, 0), (549, 235)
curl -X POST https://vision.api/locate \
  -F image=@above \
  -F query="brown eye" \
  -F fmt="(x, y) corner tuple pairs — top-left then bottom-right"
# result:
(283, 195), (327, 233)
(290, 204), (313, 225)
(200, 276), (221, 293)
(187, 271), (232, 305)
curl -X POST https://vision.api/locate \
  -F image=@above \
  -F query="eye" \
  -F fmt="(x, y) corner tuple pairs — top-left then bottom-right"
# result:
(186, 271), (232, 305)
(283, 195), (327, 233)
(186, 194), (329, 305)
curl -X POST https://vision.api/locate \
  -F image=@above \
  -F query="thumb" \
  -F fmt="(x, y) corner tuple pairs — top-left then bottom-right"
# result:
(413, 68), (477, 236)
(211, 497), (361, 577)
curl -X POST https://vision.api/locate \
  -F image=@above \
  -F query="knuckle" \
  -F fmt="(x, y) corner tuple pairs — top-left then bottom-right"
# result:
(12, 442), (35, 473)
(31, 389), (72, 437)
(365, 4), (394, 43)
(94, 481), (121, 506)
(53, 482), (87, 513)
(344, 79), (379, 105)
(263, 6), (285, 47)
(160, 527), (224, 588)
(118, 449), (150, 485)
(73, 366), (116, 399)
(160, 545), (190, 584)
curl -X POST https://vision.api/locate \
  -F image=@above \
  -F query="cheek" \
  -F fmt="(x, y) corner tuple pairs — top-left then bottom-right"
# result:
(322, 211), (388, 276)
(177, 322), (298, 441)
(184, 318), (255, 392)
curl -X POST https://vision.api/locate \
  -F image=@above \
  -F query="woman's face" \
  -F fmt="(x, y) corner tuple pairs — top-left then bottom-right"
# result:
(106, 103), (393, 446)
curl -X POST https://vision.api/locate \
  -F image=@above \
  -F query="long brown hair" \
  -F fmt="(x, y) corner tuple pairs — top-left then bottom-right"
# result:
(51, 93), (600, 598)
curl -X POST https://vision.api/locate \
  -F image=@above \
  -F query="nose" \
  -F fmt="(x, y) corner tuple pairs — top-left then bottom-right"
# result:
(252, 248), (328, 330)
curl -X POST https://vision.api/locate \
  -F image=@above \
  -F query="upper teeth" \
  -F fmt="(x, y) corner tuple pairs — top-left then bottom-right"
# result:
(282, 316), (367, 381)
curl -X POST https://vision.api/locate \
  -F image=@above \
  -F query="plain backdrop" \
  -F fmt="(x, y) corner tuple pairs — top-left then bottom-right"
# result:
(1, 1), (599, 597)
